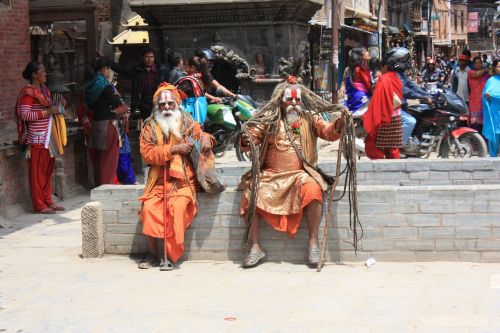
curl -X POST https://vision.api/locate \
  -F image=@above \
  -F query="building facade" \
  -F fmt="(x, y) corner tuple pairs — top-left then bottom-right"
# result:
(467, 0), (497, 55)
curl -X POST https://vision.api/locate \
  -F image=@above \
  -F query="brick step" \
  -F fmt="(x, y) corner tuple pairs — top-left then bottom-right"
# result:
(215, 158), (500, 187)
(89, 182), (500, 263)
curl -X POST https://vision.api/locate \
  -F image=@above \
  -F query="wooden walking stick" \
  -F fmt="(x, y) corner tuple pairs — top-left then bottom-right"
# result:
(160, 161), (173, 271)
(317, 120), (345, 272)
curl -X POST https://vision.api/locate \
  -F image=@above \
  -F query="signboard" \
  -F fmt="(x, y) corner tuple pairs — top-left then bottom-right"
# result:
(468, 12), (478, 33)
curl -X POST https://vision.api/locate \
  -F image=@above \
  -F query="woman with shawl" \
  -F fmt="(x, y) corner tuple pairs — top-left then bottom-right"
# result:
(15, 62), (65, 214)
(468, 56), (490, 132)
(83, 58), (127, 187)
(482, 59), (500, 157)
(344, 48), (372, 115)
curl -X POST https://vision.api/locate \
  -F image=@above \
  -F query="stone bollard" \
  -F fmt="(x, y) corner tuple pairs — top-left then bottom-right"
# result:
(81, 201), (104, 258)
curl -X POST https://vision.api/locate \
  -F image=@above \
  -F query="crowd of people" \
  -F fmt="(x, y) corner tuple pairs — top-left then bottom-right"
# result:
(342, 48), (500, 159)
(14, 45), (500, 270)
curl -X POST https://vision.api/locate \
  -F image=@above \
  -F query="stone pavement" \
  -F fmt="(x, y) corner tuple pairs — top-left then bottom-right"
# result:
(1, 195), (500, 333)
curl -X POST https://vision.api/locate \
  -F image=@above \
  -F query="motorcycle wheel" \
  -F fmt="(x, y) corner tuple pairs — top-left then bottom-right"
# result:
(235, 132), (251, 162)
(439, 132), (487, 158)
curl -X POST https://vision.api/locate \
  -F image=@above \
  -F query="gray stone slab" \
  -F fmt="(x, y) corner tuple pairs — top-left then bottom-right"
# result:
(455, 227), (492, 239)
(435, 240), (468, 251)
(449, 171), (472, 180)
(360, 240), (393, 251)
(467, 240), (500, 251)
(429, 160), (461, 171)
(419, 203), (472, 214)
(442, 214), (500, 227)
(405, 161), (431, 172)
(404, 214), (441, 227)
(393, 240), (435, 251)
(409, 171), (430, 180)
(383, 227), (418, 239)
(420, 227), (455, 239)
(461, 159), (494, 171)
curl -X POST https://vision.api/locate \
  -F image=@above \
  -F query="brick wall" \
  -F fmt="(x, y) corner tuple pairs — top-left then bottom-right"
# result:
(91, 158), (500, 263)
(0, 0), (31, 144)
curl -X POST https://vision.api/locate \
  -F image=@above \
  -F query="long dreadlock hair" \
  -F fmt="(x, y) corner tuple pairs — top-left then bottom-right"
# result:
(241, 76), (363, 256)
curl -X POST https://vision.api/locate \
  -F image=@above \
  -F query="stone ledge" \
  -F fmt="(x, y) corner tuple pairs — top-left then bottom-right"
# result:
(90, 182), (500, 263)
(215, 158), (500, 187)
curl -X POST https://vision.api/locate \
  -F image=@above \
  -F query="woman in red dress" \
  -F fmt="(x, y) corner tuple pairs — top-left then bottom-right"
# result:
(15, 62), (64, 214)
(468, 56), (490, 132)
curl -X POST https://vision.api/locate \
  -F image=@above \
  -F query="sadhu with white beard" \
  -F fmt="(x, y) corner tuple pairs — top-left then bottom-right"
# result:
(138, 83), (214, 270)
(239, 76), (344, 267)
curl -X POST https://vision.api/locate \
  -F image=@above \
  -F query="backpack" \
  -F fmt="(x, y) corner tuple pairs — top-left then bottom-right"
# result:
(174, 76), (208, 124)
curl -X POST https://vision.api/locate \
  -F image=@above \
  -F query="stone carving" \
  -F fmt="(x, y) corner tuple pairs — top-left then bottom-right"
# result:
(81, 201), (104, 258)
(277, 56), (312, 84)
(210, 45), (249, 74)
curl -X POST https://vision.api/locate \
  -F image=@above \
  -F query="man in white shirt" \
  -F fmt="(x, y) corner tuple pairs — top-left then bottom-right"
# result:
(451, 54), (470, 103)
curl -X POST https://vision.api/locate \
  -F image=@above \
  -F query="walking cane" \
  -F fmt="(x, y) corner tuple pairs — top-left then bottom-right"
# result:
(160, 161), (173, 271)
(317, 122), (345, 272)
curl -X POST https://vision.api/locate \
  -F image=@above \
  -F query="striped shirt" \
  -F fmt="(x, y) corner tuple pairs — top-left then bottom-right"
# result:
(19, 95), (51, 146)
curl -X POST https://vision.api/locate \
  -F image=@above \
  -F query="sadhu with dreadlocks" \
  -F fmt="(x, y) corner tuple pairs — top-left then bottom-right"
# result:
(239, 76), (345, 267)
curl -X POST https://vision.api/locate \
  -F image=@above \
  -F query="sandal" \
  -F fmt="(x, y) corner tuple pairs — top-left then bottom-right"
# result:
(308, 247), (320, 266)
(138, 255), (160, 269)
(159, 258), (174, 271)
(49, 204), (65, 211)
(36, 208), (56, 215)
(242, 247), (266, 268)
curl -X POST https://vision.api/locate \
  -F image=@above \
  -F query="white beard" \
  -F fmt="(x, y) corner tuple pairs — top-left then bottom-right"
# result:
(285, 105), (302, 125)
(153, 105), (182, 139)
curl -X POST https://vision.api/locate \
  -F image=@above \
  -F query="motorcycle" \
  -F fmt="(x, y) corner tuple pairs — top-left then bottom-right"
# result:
(351, 87), (488, 158)
(205, 95), (257, 161)
(403, 88), (487, 158)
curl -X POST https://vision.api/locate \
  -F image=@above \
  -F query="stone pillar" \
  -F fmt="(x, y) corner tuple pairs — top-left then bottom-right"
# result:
(81, 201), (104, 258)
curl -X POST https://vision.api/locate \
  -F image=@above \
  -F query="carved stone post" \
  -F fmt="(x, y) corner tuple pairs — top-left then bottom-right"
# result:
(81, 201), (104, 258)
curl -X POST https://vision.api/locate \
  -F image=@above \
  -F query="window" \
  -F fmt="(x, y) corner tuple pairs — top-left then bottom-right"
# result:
(0, 0), (11, 8)
(461, 11), (464, 32)
(454, 12), (457, 32)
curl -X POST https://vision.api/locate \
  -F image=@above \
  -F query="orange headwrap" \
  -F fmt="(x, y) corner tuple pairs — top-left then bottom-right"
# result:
(153, 82), (187, 106)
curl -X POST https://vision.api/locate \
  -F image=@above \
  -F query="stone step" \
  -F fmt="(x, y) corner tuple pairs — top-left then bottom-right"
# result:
(89, 182), (500, 263)
(215, 158), (500, 187)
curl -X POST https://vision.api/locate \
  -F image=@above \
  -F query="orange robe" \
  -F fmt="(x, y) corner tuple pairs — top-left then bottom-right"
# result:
(240, 115), (341, 237)
(139, 118), (212, 263)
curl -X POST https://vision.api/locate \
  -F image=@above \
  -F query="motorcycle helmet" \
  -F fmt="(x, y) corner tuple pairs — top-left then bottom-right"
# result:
(199, 48), (215, 61)
(383, 47), (411, 71)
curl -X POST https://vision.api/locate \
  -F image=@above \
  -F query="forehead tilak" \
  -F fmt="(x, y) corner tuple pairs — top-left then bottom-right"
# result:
(283, 86), (301, 100)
